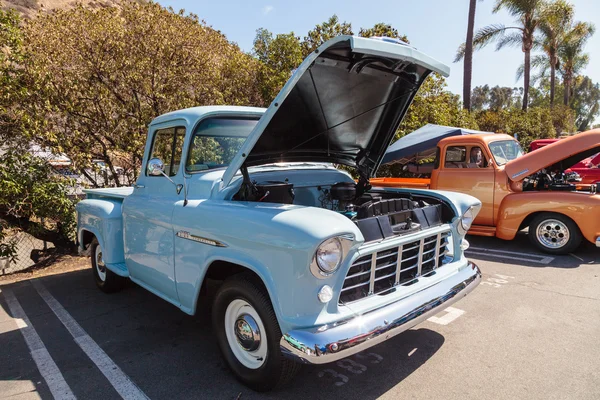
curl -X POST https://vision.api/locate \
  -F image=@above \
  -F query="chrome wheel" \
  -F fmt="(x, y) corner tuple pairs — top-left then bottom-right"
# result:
(94, 244), (107, 282)
(224, 299), (267, 369)
(536, 219), (570, 249)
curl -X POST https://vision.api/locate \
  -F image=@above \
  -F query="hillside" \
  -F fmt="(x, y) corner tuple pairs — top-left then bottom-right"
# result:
(1, 0), (125, 18)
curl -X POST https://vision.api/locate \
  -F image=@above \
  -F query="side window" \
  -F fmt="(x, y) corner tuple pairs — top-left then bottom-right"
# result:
(444, 146), (466, 168)
(467, 146), (488, 168)
(148, 127), (186, 177)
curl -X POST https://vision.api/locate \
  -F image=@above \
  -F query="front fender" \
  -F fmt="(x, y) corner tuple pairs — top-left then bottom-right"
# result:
(172, 199), (363, 332)
(496, 192), (600, 243)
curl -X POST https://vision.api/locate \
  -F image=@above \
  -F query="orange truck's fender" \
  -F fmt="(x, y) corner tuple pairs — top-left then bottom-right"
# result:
(496, 191), (600, 244)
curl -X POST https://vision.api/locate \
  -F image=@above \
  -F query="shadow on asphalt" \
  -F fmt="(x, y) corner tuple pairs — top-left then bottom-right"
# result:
(1, 268), (447, 399)
(466, 232), (600, 269)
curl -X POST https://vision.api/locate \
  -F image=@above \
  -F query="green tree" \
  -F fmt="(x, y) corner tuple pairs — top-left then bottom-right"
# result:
(358, 23), (409, 42)
(20, 2), (265, 187)
(0, 146), (78, 253)
(558, 21), (595, 106)
(456, 0), (547, 111)
(302, 14), (353, 57)
(253, 28), (303, 103)
(534, 0), (574, 105)
(0, 8), (23, 139)
(398, 73), (479, 138)
(570, 76), (600, 131)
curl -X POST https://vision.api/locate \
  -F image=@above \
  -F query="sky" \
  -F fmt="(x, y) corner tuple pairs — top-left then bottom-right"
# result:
(157, 0), (600, 100)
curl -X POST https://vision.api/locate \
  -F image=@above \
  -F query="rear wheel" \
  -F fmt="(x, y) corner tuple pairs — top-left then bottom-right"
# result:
(528, 213), (582, 255)
(212, 274), (299, 391)
(91, 239), (125, 293)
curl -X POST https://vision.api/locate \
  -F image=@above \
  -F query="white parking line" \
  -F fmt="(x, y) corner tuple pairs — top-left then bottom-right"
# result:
(0, 287), (76, 400)
(467, 247), (554, 265)
(30, 280), (149, 400)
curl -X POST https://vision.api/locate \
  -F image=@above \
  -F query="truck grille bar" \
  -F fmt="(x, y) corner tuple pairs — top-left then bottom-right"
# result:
(339, 230), (451, 304)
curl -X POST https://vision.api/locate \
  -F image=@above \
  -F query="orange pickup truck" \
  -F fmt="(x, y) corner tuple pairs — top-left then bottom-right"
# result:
(372, 130), (600, 254)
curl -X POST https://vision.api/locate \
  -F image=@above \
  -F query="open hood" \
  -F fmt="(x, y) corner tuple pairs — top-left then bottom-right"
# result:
(222, 36), (449, 187)
(505, 129), (600, 181)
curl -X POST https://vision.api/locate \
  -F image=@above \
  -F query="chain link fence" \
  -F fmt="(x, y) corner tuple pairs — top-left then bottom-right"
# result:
(0, 230), (53, 275)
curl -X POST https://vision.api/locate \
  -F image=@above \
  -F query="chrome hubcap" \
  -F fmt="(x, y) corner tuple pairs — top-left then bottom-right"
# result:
(95, 245), (107, 282)
(224, 299), (267, 369)
(234, 314), (261, 351)
(536, 219), (570, 249)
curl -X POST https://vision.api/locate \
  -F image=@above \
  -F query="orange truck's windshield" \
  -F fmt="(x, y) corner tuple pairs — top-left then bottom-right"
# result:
(488, 140), (524, 166)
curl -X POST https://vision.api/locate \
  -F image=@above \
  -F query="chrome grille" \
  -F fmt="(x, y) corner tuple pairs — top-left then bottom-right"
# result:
(339, 230), (451, 304)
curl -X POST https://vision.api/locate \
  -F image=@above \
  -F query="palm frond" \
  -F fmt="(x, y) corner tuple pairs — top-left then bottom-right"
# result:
(472, 24), (521, 51)
(515, 63), (525, 81)
(454, 43), (466, 62)
(530, 54), (548, 69)
(495, 31), (523, 50)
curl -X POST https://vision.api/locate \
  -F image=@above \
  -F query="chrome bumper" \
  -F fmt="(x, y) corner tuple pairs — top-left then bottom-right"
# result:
(280, 262), (481, 364)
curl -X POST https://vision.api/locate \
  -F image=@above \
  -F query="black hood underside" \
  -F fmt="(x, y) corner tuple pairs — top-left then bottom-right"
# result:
(244, 39), (433, 178)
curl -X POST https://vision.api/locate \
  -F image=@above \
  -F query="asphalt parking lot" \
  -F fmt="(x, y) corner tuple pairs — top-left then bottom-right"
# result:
(1, 234), (599, 400)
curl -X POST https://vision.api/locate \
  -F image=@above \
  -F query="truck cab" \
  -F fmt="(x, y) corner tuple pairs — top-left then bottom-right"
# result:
(432, 134), (522, 228)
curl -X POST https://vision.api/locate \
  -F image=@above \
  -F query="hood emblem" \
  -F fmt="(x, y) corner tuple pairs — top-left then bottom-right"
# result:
(511, 169), (529, 179)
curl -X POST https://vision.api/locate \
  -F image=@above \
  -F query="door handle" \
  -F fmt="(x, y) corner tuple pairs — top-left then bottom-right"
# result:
(134, 184), (145, 189)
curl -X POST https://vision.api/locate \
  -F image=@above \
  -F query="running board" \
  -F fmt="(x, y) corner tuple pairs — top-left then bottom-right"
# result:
(106, 262), (129, 277)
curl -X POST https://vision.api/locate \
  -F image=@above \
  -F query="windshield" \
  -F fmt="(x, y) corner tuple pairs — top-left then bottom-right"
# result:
(186, 117), (259, 172)
(488, 140), (524, 166)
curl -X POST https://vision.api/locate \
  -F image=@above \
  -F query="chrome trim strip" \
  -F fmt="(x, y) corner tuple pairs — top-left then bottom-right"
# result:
(341, 281), (370, 292)
(416, 238), (424, 276)
(281, 262), (482, 364)
(175, 231), (227, 247)
(434, 233), (441, 270)
(394, 244), (403, 285)
(368, 253), (377, 295)
(346, 269), (372, 279)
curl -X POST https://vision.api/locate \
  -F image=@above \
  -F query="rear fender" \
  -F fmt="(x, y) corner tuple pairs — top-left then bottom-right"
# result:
(76, 199), (125, 264)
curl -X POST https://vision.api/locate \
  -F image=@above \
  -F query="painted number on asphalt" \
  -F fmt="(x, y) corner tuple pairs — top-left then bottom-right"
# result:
(481, 273), (515, 288)
(317, 352), (384, 387)
(427, 306), (465, 325)
(318, 369), (349, 387)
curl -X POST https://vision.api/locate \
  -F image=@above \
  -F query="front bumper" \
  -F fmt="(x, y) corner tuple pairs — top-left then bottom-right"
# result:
(280, 262), (481, 364)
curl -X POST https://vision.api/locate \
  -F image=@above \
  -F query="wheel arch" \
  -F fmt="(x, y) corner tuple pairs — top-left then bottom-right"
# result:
(78, 228), (103, 256)
(192, 258), (279, 322)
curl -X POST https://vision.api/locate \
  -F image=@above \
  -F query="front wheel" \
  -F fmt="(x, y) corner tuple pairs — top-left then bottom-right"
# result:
(528, 213), (582, 255)
(212, 274), (299, 391)
(91, 239), (125, 293)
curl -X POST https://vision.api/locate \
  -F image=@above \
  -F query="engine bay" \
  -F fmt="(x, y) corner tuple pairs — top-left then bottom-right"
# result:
(523, 168), (581, 191)
(233, 168), (453, 242)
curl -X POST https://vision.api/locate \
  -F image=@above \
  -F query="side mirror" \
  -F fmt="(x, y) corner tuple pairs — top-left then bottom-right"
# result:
(148, 158), (165, 176)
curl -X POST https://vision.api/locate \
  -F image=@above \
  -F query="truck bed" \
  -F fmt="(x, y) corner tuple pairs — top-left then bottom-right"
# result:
(83, 187), (134, 200)
(370, 177), (431, 189)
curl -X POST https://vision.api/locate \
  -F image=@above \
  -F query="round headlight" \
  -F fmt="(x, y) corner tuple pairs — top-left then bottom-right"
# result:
(461, 207), (475, 232)
(316, 237), (342, 275)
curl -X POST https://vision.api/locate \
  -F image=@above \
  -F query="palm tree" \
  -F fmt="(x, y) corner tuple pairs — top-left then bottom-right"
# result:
(559, 21), (595, 106)
(456, 0), (546, 111)
(462, 0), (479, 111)
(535, 0), (573, 105)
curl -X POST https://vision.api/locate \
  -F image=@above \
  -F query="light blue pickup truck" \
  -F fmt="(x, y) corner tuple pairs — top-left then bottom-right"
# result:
(76, 36), (482, 391)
